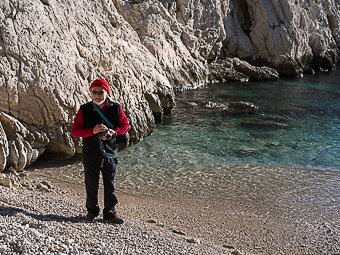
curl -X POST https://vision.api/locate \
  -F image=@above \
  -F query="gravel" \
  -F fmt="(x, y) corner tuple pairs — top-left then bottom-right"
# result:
(0, 180), (229, 255)
(1, 165), (339, 255)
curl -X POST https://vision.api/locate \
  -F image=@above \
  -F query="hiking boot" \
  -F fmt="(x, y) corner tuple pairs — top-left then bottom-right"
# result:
(103, 215), (124, 224)
(83, 213), (96, 222)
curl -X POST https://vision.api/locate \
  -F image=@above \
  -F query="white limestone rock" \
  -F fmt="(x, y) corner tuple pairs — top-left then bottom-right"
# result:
(0, 0), (339, 170)
(114, 0), (209, 86)
(0, 112), (48, 171)
(0, 121), (9, 171)
(209, 58), (278, 82)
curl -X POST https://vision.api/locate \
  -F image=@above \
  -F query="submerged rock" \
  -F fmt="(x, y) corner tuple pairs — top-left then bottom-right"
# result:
(262, 115), (294, 123)
(225, 102), (259, 115)
(241, 119), (290, 129)
(203, 101), (258, 115)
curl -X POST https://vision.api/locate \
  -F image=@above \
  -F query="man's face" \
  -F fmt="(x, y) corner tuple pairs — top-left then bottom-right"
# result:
(91, 87), (108, 105)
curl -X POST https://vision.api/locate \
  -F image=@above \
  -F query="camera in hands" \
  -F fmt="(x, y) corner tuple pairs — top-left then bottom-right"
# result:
(98, 130), (112, 139)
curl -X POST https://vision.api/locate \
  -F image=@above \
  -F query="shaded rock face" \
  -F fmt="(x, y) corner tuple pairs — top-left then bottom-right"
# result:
(0, 113), (48, 171)
(221, 0), (340, 75)
(0, 0), (339, 171)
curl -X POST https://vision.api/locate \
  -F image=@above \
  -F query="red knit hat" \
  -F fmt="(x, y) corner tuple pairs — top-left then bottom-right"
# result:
(90, 78), (110, 94)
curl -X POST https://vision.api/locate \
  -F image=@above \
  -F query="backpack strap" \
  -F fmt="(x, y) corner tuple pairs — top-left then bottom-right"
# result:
(91, 101), (114, 129)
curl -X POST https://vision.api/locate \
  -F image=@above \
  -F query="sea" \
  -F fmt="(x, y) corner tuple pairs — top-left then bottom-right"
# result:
(117, 66), (340, 216)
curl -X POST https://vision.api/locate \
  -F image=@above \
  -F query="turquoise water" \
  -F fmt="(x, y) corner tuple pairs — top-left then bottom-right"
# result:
(118, 68), (340, 212)
(121, 69), (339, 171)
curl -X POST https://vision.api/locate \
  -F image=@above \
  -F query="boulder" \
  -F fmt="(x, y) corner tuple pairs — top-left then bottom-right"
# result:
(209, 59), (249, 82)
(144, 92), (164, 121)
(209, 58), (279, 82)
(232, 58), (279, 81)
(0, 112), (48, 171)
(0, 173), (11, 187)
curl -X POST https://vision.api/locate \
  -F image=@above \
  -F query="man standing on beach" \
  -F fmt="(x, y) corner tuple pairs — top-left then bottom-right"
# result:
(72, 78), (129, 224)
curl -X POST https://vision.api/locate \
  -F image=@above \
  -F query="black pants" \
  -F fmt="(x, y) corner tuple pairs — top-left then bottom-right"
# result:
(83, 157), (118, 219)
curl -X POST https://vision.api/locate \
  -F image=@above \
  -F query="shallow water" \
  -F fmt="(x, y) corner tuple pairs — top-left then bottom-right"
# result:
(117, 68), (340, 217)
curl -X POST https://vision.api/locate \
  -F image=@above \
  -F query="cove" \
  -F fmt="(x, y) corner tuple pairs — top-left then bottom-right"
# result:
(118, 68), (340, 216)
(121, 68), (340, 171)
(27, 68), (340, 221)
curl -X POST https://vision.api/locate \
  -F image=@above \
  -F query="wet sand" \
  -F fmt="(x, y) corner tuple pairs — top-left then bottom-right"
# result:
(23, 159), (340, 255)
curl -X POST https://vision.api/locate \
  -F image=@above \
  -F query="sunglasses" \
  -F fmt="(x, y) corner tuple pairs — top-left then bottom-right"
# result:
(91, 91), (105, 95)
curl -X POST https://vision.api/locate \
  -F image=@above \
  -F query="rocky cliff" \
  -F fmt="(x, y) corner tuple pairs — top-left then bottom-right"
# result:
(1, 0), (339, 171)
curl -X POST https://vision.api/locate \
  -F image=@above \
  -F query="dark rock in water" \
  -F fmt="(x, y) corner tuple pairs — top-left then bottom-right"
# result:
(202, 101), (258, 115)
(241, 119), (290, 129)
(262, 115), (294, 123)
(225, 102), (259, 115)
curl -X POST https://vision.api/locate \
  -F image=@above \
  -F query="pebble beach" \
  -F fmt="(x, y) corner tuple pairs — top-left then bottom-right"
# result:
(0, 178), (227, 255)
(1, 162), (339, 255)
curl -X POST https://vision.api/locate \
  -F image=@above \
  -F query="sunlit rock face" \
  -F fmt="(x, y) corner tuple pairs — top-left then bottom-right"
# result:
(0, 0), (339, 171)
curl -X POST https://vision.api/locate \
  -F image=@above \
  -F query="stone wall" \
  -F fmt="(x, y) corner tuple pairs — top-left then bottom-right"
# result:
(0, 0), (339, 171)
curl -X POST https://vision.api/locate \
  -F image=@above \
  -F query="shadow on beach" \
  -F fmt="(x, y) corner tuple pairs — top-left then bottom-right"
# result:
(0, 205), (83, 224)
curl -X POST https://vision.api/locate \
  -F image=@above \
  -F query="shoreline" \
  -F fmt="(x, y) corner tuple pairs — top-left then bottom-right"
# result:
(1, 162), (339, 254)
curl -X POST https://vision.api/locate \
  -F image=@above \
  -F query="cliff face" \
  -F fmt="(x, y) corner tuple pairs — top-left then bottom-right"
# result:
(222, 0), (340, 75)
(172, 0), (339, 74)
(0, 0), (339, 171)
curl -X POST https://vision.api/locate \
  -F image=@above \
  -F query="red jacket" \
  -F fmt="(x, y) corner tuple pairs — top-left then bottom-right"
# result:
(72, 100), (129, 138)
